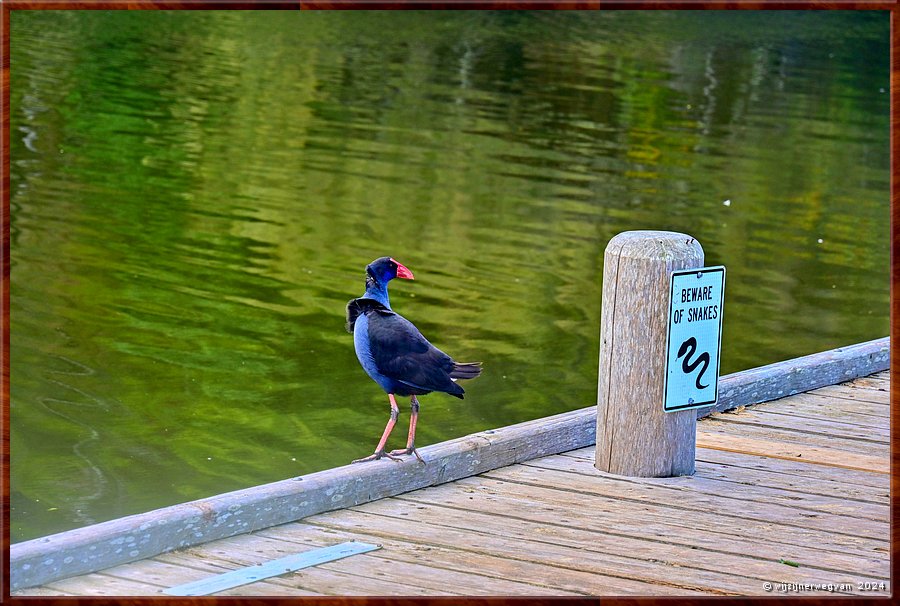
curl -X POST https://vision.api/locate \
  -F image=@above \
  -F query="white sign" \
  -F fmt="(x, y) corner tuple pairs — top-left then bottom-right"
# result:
(664, 266), (725, 412)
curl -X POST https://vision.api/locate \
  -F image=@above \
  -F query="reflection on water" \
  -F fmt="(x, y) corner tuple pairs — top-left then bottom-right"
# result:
(10, 11), (889, 542)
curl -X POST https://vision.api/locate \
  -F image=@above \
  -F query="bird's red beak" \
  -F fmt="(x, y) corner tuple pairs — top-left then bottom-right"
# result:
(391, 258), (415, 280)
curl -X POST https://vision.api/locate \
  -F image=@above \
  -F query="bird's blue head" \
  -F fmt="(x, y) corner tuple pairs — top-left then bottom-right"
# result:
(366, 257), (414, 284)
(363, 257), (414, 308)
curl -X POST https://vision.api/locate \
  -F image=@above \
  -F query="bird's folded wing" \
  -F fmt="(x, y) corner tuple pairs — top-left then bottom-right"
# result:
(366, 312), (458, 393)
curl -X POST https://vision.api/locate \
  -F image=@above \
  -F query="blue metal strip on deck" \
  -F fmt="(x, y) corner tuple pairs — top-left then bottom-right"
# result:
(163, 541), (381, 596)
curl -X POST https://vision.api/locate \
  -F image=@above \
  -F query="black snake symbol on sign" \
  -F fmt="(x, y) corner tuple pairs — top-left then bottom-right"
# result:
(677, 336), (710, 389)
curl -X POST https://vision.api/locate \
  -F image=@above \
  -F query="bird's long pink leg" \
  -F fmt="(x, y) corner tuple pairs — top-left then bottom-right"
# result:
(352, 394), (403, 463)
(390, 395), (424, 463)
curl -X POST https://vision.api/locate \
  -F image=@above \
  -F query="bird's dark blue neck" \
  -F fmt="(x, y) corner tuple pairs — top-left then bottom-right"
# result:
(363, 278), (391, 309)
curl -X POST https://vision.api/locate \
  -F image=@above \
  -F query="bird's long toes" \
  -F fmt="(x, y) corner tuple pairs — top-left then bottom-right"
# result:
(388, 447), (426, 464)
(352, 449), (403, 464)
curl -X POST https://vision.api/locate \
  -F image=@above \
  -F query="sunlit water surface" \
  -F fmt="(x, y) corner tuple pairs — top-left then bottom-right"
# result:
(10, 11), (889, 541)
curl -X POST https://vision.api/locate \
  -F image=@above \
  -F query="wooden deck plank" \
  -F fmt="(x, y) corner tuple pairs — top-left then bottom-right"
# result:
(211, 580), (326, 596)
(108, 555), (325, 597)
(699, 418), (888, 457)
(742, 405), (889, 431)
(696, 432), (888, 474)
(159, 527), (577, 595)
(846, 374), (890, 388)
(12, 559), (304, 597)
(256, 522), (591, 596)
(256, 522), (702, 595)
(157, 534), (462, 596)
(45, 553), (325, 597)
(760, 392), (889, 418)
(159, 530), (623, 596)
(400, 474), (886, 557)
(693, 448), (890, 491)
(693, 455), (889, 504)
(352, 493), (885, 584)
(309, 507), (734, 595)
(104, 558), (321, 597)
(523, 454), (888, 521)
(286, 542), (577, 596)
(316, 503), (887, 595)
(562, 447), (889, 504)
(157, 555), (459, 597)
(234, 574), (452, 597)
(44, 572), (170, 596)
(386, 487), (887, 577)
(392, 495), (887, 571)
(12, 586), (76, 596)
(708, 409), (889, 443)
(486, 463), (888, 537)
(806, 383), (889, 405)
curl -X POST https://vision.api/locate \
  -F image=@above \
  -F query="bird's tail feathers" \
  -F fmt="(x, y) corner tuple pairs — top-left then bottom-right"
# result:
(450, 362), (483, 380)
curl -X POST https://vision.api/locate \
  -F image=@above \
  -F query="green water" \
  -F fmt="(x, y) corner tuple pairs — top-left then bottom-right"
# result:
(10, 11), (889, 542)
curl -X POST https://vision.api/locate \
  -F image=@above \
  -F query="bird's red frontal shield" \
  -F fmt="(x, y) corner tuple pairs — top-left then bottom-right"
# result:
(391, 259), (415, 280)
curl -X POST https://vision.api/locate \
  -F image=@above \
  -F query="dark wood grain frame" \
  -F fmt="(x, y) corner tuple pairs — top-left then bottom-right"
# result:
(1, 2), (896, 604)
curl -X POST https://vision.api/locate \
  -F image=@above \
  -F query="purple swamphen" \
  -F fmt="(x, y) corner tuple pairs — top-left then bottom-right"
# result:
(346, 257), (482, 463)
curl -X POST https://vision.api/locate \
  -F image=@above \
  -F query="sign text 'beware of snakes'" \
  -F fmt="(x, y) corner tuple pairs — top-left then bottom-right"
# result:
(664, 266), (725, 412)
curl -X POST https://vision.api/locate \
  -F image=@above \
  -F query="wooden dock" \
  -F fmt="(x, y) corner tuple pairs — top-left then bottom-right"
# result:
(14, 369), (890, 597)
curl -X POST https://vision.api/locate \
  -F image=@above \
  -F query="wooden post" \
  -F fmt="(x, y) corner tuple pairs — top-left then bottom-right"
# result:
(595, 230), (703, 477)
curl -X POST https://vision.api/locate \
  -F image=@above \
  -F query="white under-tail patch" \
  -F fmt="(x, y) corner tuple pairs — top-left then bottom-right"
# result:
(450, 378), (458, 382)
